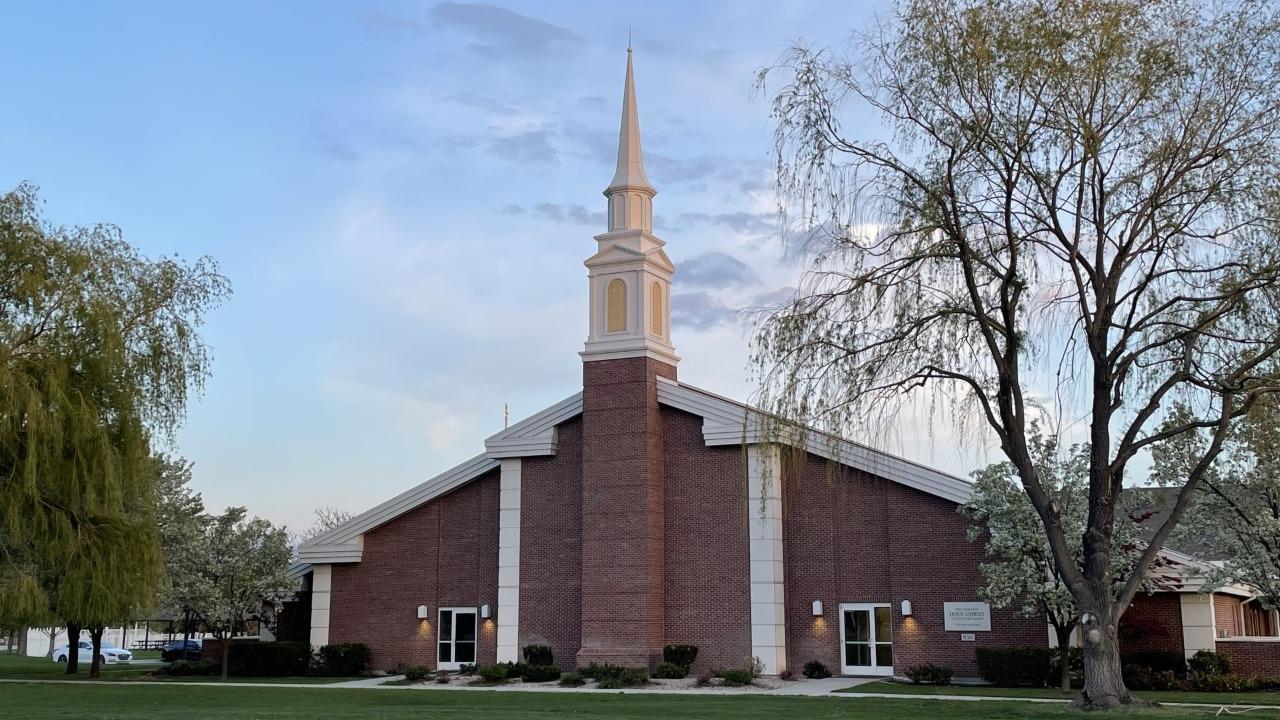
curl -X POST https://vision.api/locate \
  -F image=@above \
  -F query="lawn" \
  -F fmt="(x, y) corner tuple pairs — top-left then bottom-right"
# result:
(0, 654), (351, 684)
(842, 680), (1280, 707)
(0, 683), (1259, 720)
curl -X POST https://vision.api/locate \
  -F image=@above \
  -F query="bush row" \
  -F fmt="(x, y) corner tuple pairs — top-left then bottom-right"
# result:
(157, 641), (372, 678)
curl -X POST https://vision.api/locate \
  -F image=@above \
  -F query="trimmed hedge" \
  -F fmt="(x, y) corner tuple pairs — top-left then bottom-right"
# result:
(228, 641), (311, 677)
(1122, 650), (1186, 676)
(721, 668), (754, 686)
(663, 644), (698, 670)
(521, 664), (562, 682)
(802, 660), (832, 679)
(653, 662), (687, 679)
(317, 643), (372, 676)
(522, 644), (554, 666)
(904, 662), (953, 686)
(975, 646), (1054, 687)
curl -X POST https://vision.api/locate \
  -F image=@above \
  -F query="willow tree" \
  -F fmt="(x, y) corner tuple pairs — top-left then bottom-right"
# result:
(752, 0), (1280, 709)
(0, 183), (229, 674)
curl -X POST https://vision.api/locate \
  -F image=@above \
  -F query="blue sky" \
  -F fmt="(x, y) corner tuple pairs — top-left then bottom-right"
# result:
(3, 0), (997, 533)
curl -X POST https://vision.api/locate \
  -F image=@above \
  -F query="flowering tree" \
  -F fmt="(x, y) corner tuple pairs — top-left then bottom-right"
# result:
(963, 431), (1174, 690)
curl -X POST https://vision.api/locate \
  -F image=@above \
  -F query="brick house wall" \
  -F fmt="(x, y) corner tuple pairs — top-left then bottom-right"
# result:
(1118, 592), (1184, 656)
(782, 454), (1045, 676)
(1217, 639), (1280, 677)
(517, 416), (584, 671)
(1215, 594), (1244, 638)
(327, 469), (500, 671)
(661, 406), (752, 673)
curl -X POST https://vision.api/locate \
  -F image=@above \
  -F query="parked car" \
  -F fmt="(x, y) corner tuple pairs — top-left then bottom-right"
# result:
(51, 640), (132, 664)
(160, 639), (203, 662)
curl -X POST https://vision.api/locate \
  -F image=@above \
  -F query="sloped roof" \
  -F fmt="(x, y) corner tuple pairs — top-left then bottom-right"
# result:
(296, 378), (974, 564)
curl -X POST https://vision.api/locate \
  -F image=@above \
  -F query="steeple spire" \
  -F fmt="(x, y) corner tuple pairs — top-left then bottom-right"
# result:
(604, 47), (655, 232)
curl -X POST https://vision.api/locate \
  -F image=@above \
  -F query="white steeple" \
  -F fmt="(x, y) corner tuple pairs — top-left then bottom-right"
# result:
(581, 48), (678, 367)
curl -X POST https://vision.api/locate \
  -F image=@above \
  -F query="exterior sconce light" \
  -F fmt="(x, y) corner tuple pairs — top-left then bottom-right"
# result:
(811, 600), (823, 616)
(416, 605), (430, 620)
(901, 600), (913, 617)
(480, 604), (491, 619)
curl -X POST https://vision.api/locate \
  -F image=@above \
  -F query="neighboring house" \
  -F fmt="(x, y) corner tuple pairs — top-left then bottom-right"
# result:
(292, 49), (1280, 679)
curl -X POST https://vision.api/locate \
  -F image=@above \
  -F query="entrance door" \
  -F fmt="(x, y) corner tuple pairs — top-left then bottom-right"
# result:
(437, 607), (478, 670)
(839, 603), (894, 676)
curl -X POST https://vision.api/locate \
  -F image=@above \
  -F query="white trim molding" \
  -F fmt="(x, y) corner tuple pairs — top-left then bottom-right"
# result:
(309, 565), (332, 648)
(496, 459), (522, 663)
(748, 445), (787, 675)
(485, 393), (581, 458)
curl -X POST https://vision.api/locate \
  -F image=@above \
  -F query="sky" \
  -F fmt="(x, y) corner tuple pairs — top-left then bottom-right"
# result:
(2, 0), (1002, 534)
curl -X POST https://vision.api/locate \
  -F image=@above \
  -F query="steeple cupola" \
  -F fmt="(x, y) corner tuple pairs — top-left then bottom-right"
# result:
(581, 48), (679, 367)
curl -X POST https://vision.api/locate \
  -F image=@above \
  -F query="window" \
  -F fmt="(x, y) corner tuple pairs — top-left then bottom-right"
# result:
(606, 278), (627, 333)
(650, 281), (662, 336)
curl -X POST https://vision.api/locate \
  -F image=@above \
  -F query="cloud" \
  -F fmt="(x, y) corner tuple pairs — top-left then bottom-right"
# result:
(360, 11), (429, 34)
(429, 2), (583, 56)
(670, 291), (738, 330)
(489, 130), (558, 164)
(678, 211), (777, 237)
(677, 251), (760, 289)
(750, 286), (796, 308)
(533, 203), (605, 226)
(498, 204), (525, 216)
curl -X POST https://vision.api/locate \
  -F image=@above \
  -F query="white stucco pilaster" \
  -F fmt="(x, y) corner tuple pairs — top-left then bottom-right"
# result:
(309, 564), (332, 648)
(497, 459), (522, 663)
(747, 445), (786, 675)
(1180, 593), (1217, 658)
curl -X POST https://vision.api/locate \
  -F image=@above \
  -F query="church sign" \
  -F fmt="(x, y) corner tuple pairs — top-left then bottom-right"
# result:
(943, 602), (991, 632)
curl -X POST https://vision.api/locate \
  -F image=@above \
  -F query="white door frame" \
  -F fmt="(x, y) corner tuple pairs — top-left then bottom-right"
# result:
(838, 603), (894, 676)
(437, 607), (479, 670)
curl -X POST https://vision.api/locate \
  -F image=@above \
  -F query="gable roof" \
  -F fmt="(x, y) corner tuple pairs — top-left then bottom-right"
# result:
(297, 378), (973, 565)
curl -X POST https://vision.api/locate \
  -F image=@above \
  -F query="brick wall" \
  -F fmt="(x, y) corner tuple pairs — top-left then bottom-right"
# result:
(661, 406), (752, 673)
(578, 357), (675, 667)
(327, 470), (500, 671)
(782, 454), (1045, 677)
(518, 416), (584, 671)
(1215, 594), (1244, 638)
(1217, 639), (1280, 677)
(1118, 592), (1184, 656)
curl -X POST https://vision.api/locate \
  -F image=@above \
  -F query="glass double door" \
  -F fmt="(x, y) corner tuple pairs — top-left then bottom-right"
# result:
(839, 603), (893, 676)
(437, 608), (477, 670)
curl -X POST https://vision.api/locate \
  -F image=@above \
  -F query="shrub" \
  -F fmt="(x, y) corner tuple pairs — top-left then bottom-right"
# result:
(743, 656), (765, 679)
(721, 668), (755, 686)
(653, 662), (687, 679)
(597, 677), (624, 689)
(581, 662), (625, 681)
(802, 660), (832, 679)
(476, 664), (508, 683)
(663, 644), (699, 670)
(1122, 650), (1187, 676)
(1190, 673), (1255, 693)
(226, 641), (311, 677)
(521, 664), (562, 683)
(499, 661), (530, 679)
(403, 665), (430, 682)
(905, 662), (954, 686)
(779, 668), (795, 681)
(696, 670), (714, 687)
(458, 663), (476, 676)
(155, 659), (218, 676)
(522, 644), (554, 666)
(559, 672), (585, 687)
(435, 673), (450, 684)
(317, 643), (372, 677)
(1123, 664), (1183, 691)
(975, 646), (1055, 687)
(620, 667), (649, 686)
(1188, 650), (1231, 677)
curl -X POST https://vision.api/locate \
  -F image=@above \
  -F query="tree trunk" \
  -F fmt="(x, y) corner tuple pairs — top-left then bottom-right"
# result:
(89, 625), (104, 679)
(220, 634), (230, 680)
(17, 627), (28, 656)
(1054, 624), (1075, 692)
(181, 609), (191, 662)
(64, 622), (81, 674)
(1078, 617), (1138, 709)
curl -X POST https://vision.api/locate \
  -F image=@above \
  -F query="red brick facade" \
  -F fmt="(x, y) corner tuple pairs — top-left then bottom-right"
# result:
(782, 454), (1045, 676)
(327, 470), (500, 671)
(1217, 639), (1280, 678)
(1118, 592), (1184, 656)
(518, 416), (584, 670)
(578, 357), (676, 666)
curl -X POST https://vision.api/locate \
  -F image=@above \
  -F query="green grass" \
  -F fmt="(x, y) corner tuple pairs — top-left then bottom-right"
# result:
(0, 683), (1255, 719)
(0, 653), (352, 684)
(842, 680), (1280, 707)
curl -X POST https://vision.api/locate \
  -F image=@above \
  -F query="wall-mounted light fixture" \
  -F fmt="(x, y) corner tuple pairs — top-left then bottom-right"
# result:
(480, 604), (491, 619)
(811, 600), (823, 617)
(900, 600), (913, 617)
(416, 605), (430, 620)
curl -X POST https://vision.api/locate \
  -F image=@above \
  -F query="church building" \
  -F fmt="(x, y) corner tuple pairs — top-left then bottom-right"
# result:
(293, 50), (1280, 679)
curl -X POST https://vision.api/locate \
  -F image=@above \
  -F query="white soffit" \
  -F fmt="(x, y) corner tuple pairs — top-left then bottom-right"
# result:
(296, 453), (500, 564)
(485, 392), (582, 458)
(656, 376), (975, 505)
